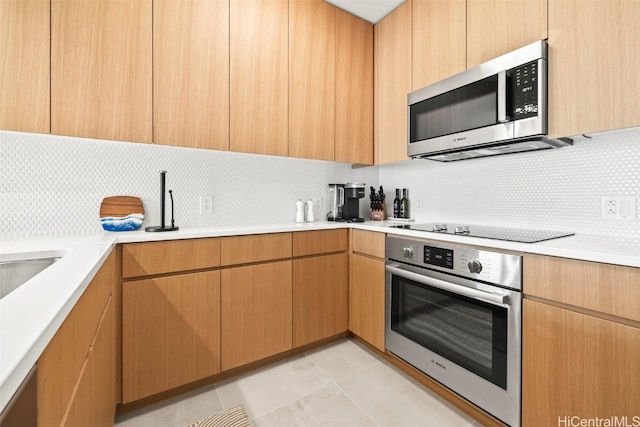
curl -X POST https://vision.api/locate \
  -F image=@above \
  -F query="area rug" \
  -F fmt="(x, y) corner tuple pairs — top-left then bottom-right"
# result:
(186, 404), (251, 427)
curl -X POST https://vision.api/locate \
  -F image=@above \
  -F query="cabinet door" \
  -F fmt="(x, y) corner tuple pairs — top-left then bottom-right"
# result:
(522, 300), (640, 426)
(51, 0), (152, 143)
(335, 9), (374, 165)
(292, 253), (348, 347)
(374, 1), (411, 165)
(122, 271), (221, 403)
(230, 0), (288, 156)
(0, 0), (49, 133)
(221, 261), (292, 370)
(548, 0), (640, 137)
(412, 0), (466, 89)
(155, 0), (229, 150)
(289, 0), (335, 160)
(38, 251), (117, 427)
(349, 253), (386, 352)
(467, 0), (547, 67)
(63, 297), (116, 427)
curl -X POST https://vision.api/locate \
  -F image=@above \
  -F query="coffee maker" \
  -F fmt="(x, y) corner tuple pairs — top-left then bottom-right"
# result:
(327, 183), (365, 222)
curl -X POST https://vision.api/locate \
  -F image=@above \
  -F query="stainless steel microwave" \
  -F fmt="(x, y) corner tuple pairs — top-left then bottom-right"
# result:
(408, 40), (571, 161)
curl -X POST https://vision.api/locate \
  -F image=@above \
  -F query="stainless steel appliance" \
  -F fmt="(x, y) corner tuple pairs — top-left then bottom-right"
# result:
(386, 235), (522, 426)
(390, 222), (574, 243)
(327, 184), (344, 221)
(327, 183), (366, 222)
(408, 40), (572, 161)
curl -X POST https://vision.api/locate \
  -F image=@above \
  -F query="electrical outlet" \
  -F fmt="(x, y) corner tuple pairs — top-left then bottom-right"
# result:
(200, 195), (213, 214)
(601, 196), (636, 220)
(415, 196), (424, 211)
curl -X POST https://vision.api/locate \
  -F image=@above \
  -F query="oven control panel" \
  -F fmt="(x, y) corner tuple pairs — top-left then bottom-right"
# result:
(387, 235), (522, 290)
(424, 245), (453, 269)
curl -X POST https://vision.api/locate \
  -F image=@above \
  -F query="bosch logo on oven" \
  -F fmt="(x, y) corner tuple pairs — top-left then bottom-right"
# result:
(431, 359), (447, 370)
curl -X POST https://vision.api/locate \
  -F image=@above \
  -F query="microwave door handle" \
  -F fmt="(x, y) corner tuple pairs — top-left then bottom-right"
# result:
(497, 70), (510, 123)
(386, 264), (507, 305)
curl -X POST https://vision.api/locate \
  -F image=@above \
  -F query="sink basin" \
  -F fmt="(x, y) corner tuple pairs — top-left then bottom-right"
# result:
(0, 252), (66, 299)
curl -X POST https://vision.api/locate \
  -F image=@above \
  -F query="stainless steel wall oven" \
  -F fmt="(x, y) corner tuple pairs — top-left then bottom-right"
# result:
(386, 235), (522, 427)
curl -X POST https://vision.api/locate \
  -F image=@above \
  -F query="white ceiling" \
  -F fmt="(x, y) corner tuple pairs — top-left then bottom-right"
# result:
(324, 0), (406, 24)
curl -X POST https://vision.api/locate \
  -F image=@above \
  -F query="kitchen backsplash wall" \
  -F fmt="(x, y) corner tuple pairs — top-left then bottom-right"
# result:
(2, 127), (639, 241)
(0, 131), (364, 239)
(380, 127), (640, 241)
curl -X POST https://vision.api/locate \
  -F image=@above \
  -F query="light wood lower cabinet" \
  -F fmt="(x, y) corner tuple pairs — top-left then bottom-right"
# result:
(523, 299), (640, 427)
(293, 253), (348, 347)
(122, 271), (221, 403)
(38, 251), (117, 427)
(221, 261), (293, 370)
(349, 230), (386, 351)
(63, 297), (116, 427)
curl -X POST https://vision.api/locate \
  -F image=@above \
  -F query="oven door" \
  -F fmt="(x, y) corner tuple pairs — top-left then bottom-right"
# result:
(385, 262), (521, 427)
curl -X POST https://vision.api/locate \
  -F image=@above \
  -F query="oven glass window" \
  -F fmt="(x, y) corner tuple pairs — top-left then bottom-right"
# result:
(410, 76), (499, 143)
(391, 275), (508, 389)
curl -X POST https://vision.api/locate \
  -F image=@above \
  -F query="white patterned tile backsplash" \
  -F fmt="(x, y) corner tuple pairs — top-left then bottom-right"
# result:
(0, 131), (354, 239)
(379, 127), (640, 241)
(2, 127), (640, 241)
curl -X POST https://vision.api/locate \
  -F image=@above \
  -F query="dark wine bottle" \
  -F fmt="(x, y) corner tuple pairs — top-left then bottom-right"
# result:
(393, 189), (400, 218)
(400, 188), (409, 219)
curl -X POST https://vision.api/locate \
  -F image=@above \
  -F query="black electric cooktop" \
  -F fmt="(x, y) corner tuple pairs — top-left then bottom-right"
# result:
(390, 222), (574, 243)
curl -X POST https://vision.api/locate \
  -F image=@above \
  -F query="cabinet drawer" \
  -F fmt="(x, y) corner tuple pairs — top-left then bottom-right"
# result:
(292, 229), (348, 257)
(524, 254), (640, 322)
(351, 229), (385, 259)
(122, 238), (220, 278)
(220, 233), (291, 266)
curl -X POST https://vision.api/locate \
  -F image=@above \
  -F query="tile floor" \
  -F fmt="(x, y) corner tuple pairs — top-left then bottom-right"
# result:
(114, 338), (482, 427)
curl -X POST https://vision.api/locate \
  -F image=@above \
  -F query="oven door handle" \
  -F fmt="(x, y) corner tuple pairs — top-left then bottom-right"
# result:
(386, 265), (507, 305)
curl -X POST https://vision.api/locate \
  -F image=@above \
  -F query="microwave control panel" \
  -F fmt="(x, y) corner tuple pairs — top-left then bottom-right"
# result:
(511, 60), (539, 120)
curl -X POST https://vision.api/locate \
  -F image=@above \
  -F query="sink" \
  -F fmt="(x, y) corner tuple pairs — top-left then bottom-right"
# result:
(0, 251), (66, 299)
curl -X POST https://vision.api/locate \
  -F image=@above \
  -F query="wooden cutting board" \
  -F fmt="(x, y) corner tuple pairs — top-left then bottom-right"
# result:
(100, 196), (144, 231)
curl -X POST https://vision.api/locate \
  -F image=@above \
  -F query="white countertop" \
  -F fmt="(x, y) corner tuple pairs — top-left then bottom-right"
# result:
(1, 220), (639, 411)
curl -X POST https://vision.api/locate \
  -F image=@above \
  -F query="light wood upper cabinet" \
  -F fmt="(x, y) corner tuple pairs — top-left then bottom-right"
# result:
(154, 0), (228, 150)
(374, 1), (412, 165)
(548, 0), (640, 138)
(51, 0), (152, 143)
(466, 0), (547, 68)
(0, 0), (50, 134)
(230, 0), (288, 156)
(335, 9), (374, 165)
(522, 300), (640, 427)
(289, 0), (335, 161)
(412, 0), (466, 90)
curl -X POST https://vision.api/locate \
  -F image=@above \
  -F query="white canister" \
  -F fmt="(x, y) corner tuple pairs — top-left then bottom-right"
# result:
(305, 200), (315, 222)
(295, 200), (305, 223)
